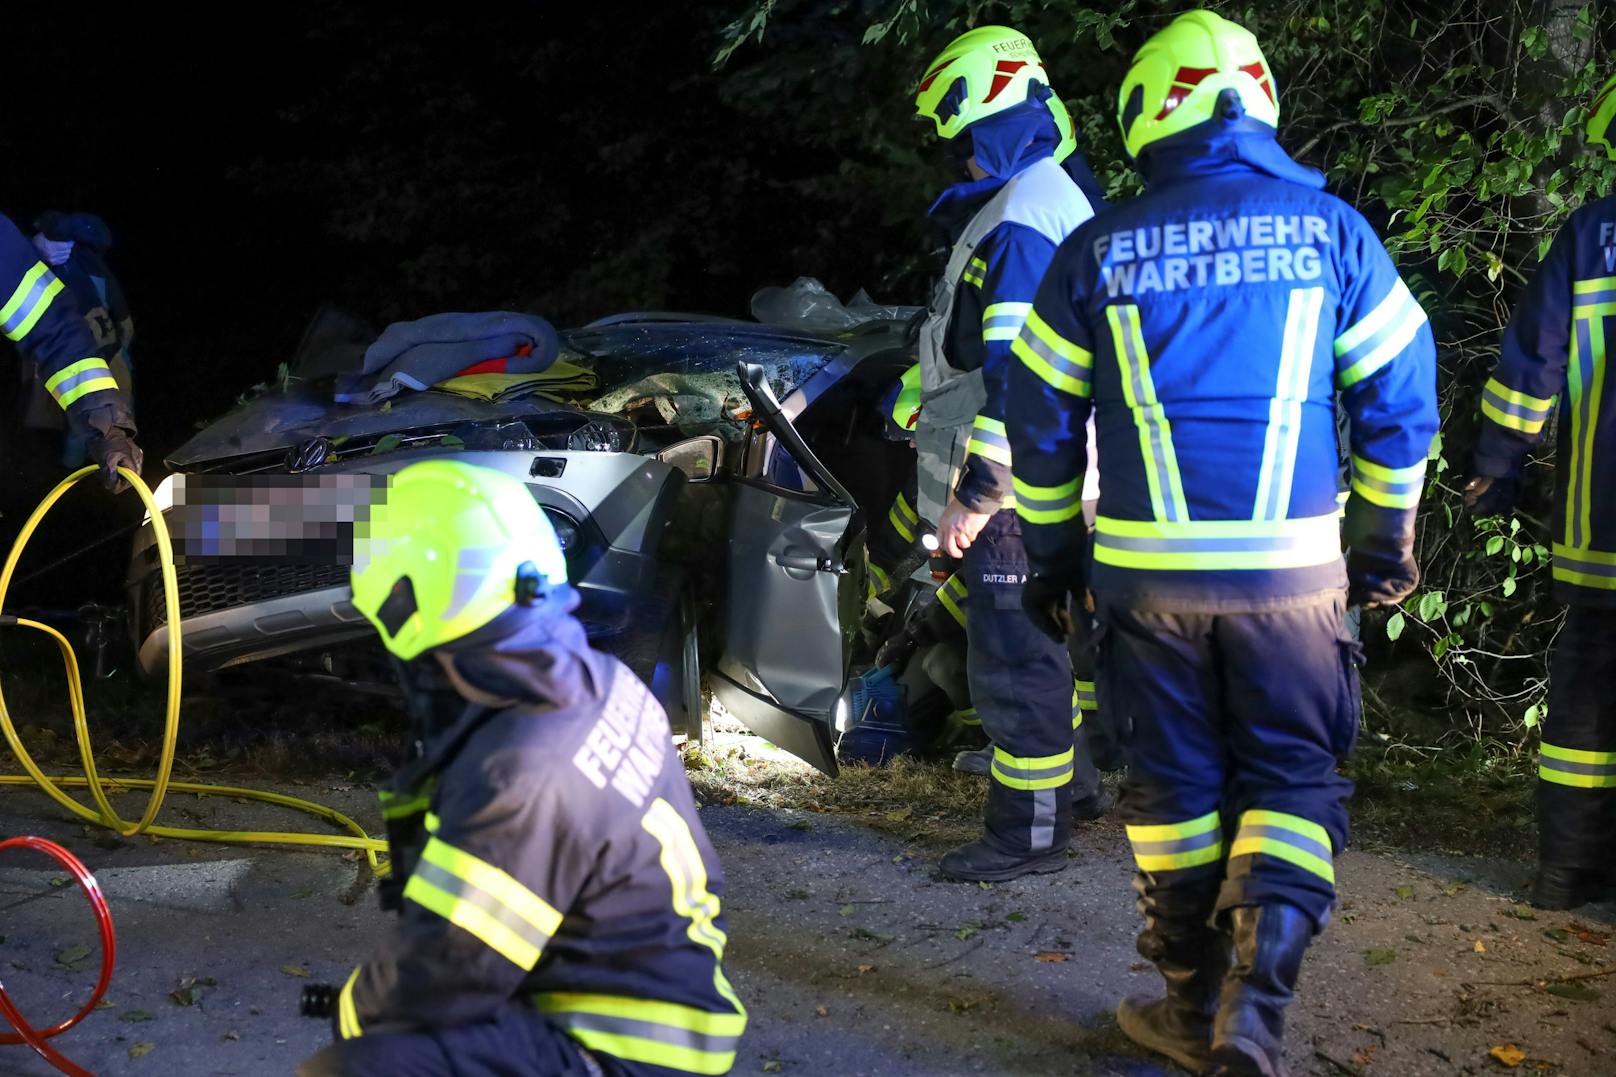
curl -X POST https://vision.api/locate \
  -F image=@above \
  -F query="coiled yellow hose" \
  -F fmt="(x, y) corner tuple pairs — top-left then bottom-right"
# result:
(0, 466), (388, 874)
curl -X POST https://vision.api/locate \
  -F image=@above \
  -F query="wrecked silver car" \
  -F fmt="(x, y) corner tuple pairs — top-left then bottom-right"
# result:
(127, 312), (919, 773)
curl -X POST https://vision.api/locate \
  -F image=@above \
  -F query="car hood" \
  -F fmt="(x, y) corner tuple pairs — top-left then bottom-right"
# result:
(166, 381), (587, 468)
(170, 322), (851, 469)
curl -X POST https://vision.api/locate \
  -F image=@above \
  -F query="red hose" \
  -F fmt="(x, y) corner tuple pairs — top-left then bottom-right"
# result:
(0, 836), (116, 1077)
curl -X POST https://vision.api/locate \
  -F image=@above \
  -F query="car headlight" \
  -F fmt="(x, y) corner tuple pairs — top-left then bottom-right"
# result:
(567, 418), (629, 453)
(543, 508), (580, 553)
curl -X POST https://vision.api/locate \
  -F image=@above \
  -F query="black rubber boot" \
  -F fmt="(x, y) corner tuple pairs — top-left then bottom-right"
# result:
(938, 839), (1066, 882)
(1117, 877), (1228, 1074)
(1073, 786), (1115, 822)
(1530, 864), (1604, 911)
(1208, 903), (1314, 1077)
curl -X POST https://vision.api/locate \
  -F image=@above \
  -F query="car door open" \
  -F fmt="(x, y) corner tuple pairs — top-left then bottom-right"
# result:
(710, 362), (866, 776)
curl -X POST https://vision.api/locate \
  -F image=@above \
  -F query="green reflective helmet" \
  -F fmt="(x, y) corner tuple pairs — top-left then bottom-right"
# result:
(916, 26), (1054, 141)
(1588, 72), (1616, 161)
(351, 460), (568, 661)
(1117, 9), (1279, 160)
(882, 365), (923, 440)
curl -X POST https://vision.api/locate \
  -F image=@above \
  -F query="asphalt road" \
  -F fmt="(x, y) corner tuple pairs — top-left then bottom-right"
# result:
(2, 779), (1613, 1077)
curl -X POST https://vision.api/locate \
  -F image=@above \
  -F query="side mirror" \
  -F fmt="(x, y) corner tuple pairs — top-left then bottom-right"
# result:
(656, 435), (724, 482)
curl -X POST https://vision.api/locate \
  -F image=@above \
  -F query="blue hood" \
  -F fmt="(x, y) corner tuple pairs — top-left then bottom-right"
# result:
(929, 97), (1062, 223)
(1139, 119), (1324, 192)
(437, 584), (611, 711)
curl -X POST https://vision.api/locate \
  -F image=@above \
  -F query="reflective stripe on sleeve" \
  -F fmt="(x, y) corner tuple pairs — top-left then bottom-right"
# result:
(1479, 376), (1554, 435)
(402, 836), (562, 970)
(1012, 309), (1093, 397)
(887, 493), (918, 543)
(1551, 543), (1616, 591)
(1228, 809), (1335, 884)
(937, 573), (967, 627)
(991, 746), (1074, 791)
(1538, 742), (1616, 788)
(867, 561), (891, 597)
(1109, 304), (1187, 522)
(1013, 474), (1085, 526)
(1126, 811), (1223, 872)
(1335, 279), (1429, 387)
(1093, 513), (1342, 572)
(44, 357), (118, 408)
(0, 262), (65, 341)
(965, 415), (1013, 466)
(962, 256), (988, 289)
(982, 301), (1033, 342)
(1350, 454), (1426, 510)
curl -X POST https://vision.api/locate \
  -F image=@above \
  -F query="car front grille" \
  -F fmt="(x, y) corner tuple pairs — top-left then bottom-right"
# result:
(142, 561), (352, 633)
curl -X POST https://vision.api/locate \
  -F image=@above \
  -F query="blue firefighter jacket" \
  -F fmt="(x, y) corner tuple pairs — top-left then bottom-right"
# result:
(1007, 128), (1438, 610)
(0, 213), (123, 418)
(347, 594), (745, 1075)
(1474, 192), (1616, 607)
(936, 104), (1099, 512)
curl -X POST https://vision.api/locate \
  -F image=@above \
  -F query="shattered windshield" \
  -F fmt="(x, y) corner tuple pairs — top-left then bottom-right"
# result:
(168, 321), (845, 467)
(566, 323), (844, 431)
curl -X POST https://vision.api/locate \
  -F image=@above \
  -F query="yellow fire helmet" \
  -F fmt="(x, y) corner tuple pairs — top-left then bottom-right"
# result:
(916, 26), (1055, 141)
(1588, 72), (1616, 160)
(1117, 9), (1280, 160)
(351, 460), (568, 661)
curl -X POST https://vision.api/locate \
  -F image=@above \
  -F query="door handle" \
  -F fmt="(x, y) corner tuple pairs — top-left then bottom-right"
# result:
(772, 553), (845, 574)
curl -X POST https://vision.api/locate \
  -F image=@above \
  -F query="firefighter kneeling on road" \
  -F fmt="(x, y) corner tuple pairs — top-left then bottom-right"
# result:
(1007, 12), (1436, 1074)
(299, 461), (746, 1077)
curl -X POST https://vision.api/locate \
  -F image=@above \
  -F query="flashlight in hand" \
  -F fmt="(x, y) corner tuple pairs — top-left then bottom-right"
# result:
(922, 532), (957, 581)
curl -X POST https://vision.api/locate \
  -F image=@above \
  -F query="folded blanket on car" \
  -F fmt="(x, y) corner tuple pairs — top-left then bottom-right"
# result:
(335, 311), (559, 404)
(434, 363), (599, 404)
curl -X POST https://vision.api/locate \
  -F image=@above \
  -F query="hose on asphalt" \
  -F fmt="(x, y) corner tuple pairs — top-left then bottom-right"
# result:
(0, 836), (114, 1077)
(0, 466), (390, 1072)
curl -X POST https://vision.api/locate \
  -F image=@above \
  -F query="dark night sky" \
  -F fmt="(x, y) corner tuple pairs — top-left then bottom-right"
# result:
(3, 4), (842, 461)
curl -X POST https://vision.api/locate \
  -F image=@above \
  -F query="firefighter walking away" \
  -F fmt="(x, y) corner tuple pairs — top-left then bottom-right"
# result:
(1007, 11), (1437, 1074)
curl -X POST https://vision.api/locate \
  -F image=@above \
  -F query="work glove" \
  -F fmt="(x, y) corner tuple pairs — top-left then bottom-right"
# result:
(81, 401), (144, 493)
(1461, 474), (1518, 517)
(1343, 496), (1418, 610)
(875, 618), (938, 675)
(1022, 572), (1078, 643)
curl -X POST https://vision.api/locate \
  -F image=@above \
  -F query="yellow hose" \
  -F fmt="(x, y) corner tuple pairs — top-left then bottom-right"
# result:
(0, 466), (388, 875)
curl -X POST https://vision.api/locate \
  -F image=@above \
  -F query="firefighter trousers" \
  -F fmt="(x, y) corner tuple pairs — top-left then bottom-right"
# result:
(1099, 594), (1358, 929)
(1538, 604), (1616, 872)
(297, 1004), (606, 1077)
(964, 510), (1099, 855)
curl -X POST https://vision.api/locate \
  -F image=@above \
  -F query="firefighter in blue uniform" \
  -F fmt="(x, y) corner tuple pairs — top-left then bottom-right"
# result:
(31, 211), (136, 468)
(912, 26), (1106, 881)
(300, 461), (745, 1077)
(1006, 12), (1436, 1074)
(1, 212), (141, 485)
(1463, 73), (1616, 912)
